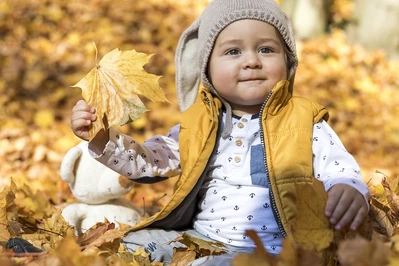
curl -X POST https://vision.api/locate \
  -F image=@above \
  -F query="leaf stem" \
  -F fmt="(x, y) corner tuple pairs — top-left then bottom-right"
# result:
(92, 41), (99, 67)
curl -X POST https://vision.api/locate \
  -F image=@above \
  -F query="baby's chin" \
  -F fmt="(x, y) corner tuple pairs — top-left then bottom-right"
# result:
(230, 103), (264, 116)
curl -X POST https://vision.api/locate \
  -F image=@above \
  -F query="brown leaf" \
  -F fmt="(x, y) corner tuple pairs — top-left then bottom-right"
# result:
(85, 229), (124, 253)
(232, 230), (275, 266)
(382, 178), (399, 218)
(276, 238), (322, 266)
(337, 234), (391, 266)
(369, 204), (394, 237)
(75, 222), (115, 247)
(169, 248), (196, 266)
(170, 232), (227, 257)
(0, 180), (17, 241)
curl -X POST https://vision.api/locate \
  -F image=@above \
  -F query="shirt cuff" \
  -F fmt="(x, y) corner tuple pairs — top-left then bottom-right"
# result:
(88, 127), (121, 158)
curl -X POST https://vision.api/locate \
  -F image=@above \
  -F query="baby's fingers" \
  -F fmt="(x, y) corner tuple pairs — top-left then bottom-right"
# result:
(333, 201), (359, 230)
(349, 206), (368, 230)
(72, 100), (94, 112)
(325, 187), (344, 218)
(71, 101), (96, 125)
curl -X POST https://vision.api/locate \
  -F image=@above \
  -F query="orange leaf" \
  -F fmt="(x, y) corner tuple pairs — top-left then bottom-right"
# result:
(337, 234), (391, 266)
(232, 230), (275, 266)
(75, 222), (116, 247)
(169, 248), (196, 266)
(170, 232), (227, 257)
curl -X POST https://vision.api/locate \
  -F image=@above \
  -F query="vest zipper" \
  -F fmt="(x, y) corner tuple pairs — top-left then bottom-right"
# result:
(259, 92), (287, 238)
(204, 95), (211, 106)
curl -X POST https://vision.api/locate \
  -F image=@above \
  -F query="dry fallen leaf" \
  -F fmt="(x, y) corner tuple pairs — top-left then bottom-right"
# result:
(290, 183), (334, 252)
(49, 230), (106, 266)
(337, 234), (391, 266)
(170, 232), (227, 257)
(0, 180), (17, 242)
(131, 247), (163, 266)
(169, 248), (196, 266)
(75, 222), (115, 247)
(72, 44), (168, 140)
(232, 230), (275, 266)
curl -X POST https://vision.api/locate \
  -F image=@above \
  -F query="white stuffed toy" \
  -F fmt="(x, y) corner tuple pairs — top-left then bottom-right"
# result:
(60, 141), (142, 234)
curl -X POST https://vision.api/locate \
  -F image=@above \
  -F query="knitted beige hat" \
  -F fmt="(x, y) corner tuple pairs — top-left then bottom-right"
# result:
(175, 0), (298, 113)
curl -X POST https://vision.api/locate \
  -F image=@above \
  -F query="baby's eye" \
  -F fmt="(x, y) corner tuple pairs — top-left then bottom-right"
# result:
(226, 49), (240, 55)
(259, 47), (273, 54)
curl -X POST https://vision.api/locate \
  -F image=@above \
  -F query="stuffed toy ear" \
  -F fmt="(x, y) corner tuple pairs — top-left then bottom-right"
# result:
(175, 16), (201, 113)
(59, 145), (83, 184)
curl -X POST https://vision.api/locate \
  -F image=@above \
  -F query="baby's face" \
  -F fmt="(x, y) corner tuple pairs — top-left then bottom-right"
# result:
(208, 19), (288, 116)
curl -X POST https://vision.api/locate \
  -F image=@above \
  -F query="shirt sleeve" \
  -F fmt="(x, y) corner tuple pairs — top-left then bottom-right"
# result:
(312, 120), (370, 205)
(89, 124), (181, 183)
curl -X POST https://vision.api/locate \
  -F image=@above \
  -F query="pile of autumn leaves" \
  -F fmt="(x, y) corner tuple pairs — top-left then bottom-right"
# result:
(2, 177), (399, 266)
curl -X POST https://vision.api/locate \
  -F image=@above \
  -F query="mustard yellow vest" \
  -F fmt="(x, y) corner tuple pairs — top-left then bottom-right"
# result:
(133, 81), (334, 259)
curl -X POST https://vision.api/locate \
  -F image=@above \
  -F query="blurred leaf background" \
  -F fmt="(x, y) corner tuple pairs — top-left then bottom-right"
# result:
(0, 0), (398, 211)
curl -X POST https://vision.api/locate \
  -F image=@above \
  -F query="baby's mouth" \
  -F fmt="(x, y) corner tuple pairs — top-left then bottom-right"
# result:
(240, 78), (264, 83)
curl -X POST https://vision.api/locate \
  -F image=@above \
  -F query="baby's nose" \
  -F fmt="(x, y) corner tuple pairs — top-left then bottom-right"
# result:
(243, 53), (261, 69)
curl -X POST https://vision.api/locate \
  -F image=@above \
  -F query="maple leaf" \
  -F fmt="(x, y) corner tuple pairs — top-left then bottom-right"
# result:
(290, 183), (334, 252)
(72, 44), (168, 140)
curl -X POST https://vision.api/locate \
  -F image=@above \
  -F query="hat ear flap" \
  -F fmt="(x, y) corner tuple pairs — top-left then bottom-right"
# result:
(175, 17), (201, 112)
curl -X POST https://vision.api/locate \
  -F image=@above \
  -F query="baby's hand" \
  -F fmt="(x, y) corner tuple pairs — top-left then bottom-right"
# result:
(71, 100), (96, 141)
(325, 183), (368, 231)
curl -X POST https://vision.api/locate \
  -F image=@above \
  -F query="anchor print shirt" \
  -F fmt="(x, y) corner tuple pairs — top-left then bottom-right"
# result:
(91, 113), (370, 255)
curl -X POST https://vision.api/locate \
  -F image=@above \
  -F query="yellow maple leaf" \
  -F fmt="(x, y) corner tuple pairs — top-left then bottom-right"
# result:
(290, 183), (334, 252)
(72, 44), (168, 140)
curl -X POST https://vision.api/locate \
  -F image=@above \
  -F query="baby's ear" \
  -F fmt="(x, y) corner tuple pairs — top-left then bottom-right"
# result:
(60, 145), (83, 184)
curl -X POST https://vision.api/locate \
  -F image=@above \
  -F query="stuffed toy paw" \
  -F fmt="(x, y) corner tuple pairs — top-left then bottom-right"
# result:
(60, 141), (142, 232)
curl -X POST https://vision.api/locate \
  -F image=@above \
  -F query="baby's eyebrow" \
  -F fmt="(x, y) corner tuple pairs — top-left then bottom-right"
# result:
(257, 38), (280, 46)
(218, 39), (243, 48)
(218, 38), (280, 48)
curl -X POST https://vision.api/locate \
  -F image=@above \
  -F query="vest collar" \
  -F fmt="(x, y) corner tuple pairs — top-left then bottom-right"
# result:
(264, 80), (292, 116)
(198, 79), (291, 116)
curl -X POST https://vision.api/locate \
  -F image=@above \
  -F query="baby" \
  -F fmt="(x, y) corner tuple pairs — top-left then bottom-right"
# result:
(71, 0), (370, 265)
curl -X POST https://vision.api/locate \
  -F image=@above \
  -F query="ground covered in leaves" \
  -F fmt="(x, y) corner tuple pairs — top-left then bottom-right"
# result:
(1, 0), (399, 265)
